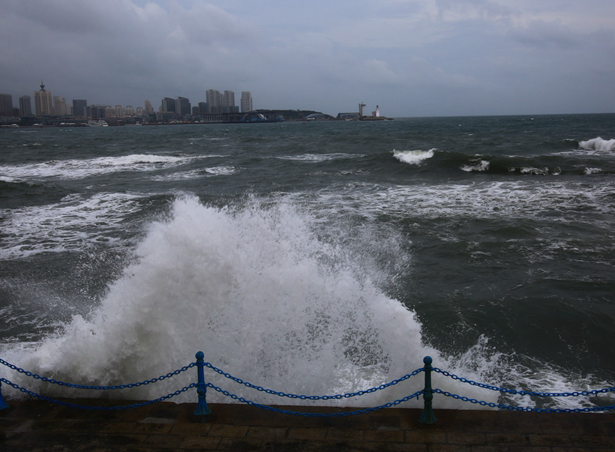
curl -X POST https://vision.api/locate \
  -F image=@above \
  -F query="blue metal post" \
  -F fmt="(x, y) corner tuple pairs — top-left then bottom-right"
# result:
(194, 351), (211, 417)
(419, 356), (437, 424)
(0, 380), (8, 410)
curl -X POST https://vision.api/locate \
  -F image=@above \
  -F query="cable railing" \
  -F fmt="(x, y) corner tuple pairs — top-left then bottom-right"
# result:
(1, 353), (614, 423)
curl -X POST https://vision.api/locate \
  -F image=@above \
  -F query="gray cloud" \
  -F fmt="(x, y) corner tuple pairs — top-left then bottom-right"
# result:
(1, 0), (614, 116)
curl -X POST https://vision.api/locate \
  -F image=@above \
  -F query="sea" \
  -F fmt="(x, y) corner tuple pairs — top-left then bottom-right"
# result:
(1, 114), (614, 411)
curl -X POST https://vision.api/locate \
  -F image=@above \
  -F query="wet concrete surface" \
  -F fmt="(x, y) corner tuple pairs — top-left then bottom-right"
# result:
(1, 398), (615, 451)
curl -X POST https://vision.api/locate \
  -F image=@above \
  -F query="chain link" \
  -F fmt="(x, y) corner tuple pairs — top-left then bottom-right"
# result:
(203, 361), (424, 400)
(205, 381), (424, 417)
(0, 377), (196, 410)
(0, 357), (195, 390)
(433, 367), (615, 398)
(3, 354), (614, 416)
(433, 389), (615, 413)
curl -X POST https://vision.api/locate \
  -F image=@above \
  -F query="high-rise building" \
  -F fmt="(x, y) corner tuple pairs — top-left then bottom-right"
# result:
(34, 81), (53, 116)
(206, 89), (221, 113)
(144, 100), (154, 114)
(0, 93), (13, 116)
(241, 91), (253, 112)
(224, 91), (235, 108)
(115, 105), (123, 117)
(73, 99), (87, 117)
(19, 95), (32, 117)
(54, 96), (67, 115)
(176, 97), (191, 116)
(161, 97), (176, 114)
(125, 105), (134, 116)
(206, 89), (239, 113)
(221, 90), (239, 113)
(90, 105), (106, 119)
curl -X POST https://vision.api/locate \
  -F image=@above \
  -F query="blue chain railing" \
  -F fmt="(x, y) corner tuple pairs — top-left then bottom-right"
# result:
(1, 353), (614, 423)
(430, 367), (615, 415)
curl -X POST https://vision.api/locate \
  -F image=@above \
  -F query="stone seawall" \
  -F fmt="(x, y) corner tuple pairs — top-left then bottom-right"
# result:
(1, 399), (614, 451)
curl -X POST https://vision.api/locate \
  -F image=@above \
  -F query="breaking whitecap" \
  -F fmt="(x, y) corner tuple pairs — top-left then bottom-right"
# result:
(393, 149), (435, 165)
(579, 137), (615, 152)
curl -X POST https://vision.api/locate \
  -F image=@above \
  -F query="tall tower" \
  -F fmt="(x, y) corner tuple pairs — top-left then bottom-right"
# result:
(241, 91), (253, 112)
(223, 91), (235, 109)
(144, 100), (154, 114)
(176, 97), (191, 116)
(34, 81), (53, 116)
(54, 96), (67, 115)
(73, 99), (87, 117)
(161, 97), (176, 113)
(19, 95), (32, 117)
(206, 89), (221, 113)
(0, 93), (13, 116)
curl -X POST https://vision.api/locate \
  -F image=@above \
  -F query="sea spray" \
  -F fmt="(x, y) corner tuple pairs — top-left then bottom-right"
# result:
(579, 137), (615, 152)
(2, 195), (499, 408)
(393, 149), (435, 165)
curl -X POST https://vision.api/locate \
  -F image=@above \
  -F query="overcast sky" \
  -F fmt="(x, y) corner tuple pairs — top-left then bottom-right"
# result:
(2, 0), (614, 117)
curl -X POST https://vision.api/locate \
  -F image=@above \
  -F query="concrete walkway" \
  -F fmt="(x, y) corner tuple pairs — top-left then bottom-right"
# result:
(1, 398), (614, 451)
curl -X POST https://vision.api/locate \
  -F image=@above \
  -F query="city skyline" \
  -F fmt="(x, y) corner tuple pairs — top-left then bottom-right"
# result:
(0, 84), (255, 119)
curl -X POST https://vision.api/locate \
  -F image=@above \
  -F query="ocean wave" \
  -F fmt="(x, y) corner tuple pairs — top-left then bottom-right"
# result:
(518, 167), (551, 175)
(1, 196), (499, 409)
(584, 167), (602, 175)
(149, 166), (235, 181)
(391, 149), (577, 176)
(579, 137), (615, 151)
(461, 158), (490, 172)
(0, 154), (196, 181)
(314, 180), (615, 223)
(278, 153), (361, 162)
(393, 149), (435, 165)
(0, 192), (144, 258)
(205, 166), (236, 176)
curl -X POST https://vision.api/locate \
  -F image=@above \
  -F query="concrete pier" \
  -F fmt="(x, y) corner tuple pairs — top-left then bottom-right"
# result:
(1, 399), (614, 451)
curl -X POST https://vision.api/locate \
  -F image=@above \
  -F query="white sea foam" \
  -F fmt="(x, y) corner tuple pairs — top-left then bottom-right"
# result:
(1, 196), (498, 408)
(149, 166), (235, 181)
(0, 193), (143, 258)
(205, 166), (236, 176)
(461, 158), (490, 172)
(505, 166), (560, 175)
(311, 180), (615, 231)
(0, 154), (195, 181)
(393, 149), (435, 165)
(579, 137), (615, 152)
(584, 168), (602, 175)
(519, 167), (550, 175)
(150, 170), (205, 181)
(278, 153), (360, 162)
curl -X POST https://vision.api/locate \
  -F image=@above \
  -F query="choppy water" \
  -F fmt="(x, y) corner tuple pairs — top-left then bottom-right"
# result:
(1, 114), (614, 410)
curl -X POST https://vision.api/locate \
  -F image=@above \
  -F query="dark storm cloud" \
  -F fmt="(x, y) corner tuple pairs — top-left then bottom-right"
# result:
(1, 0), (614, 116)
(1, 0), (256, 106)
